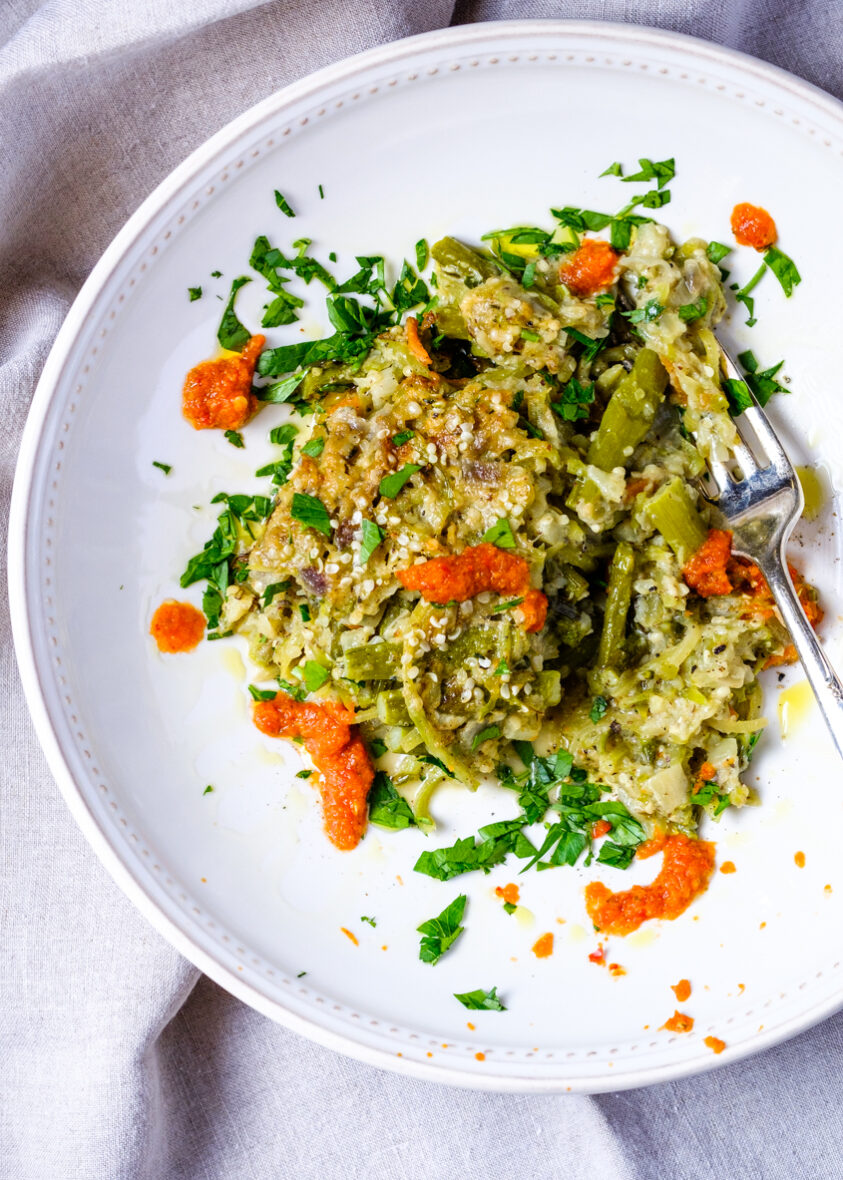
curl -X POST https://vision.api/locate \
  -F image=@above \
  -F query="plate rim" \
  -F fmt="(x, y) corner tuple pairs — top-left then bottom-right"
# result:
(9, 18), (843, 1094)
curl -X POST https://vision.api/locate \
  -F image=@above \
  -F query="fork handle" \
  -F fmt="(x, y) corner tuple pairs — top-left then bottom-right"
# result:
(759, 555), (843, 758)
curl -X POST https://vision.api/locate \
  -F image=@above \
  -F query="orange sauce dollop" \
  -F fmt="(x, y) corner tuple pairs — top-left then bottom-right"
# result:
(532, 933), (554, 959)
(150, 600), (205, 653)
(559, 239), (620, 296)
(253, 694), (374, 850)
(671, 978), (692, 1003)
(662, 1010), (694, 1033)
(585, 833), (716, 937)
(730, 203), (777, 251)
(396, 543), (547, 633)
(682, 529), (733, 598)
(704, 1035), (726, 1055)
(182, 334), (265, 430)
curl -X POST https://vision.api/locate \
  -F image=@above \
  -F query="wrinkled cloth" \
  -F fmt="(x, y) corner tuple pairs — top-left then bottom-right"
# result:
(2, 3), (842, 1178)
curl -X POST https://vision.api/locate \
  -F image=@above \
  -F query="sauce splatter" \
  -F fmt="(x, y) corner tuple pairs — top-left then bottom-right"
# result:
(340, 926), (359, 946)
(585, 833), (715, 936)
(253, 694), (374, 850)
(731, 203), (777, 251)
(150, 600), (205, 653)
(662, 1011), (694, 1033)
(720, 861), (736, 875)
(683, 529), (733, 598)
(671, 979), (692, 1003)
(592, 818), (612, 839)
(495, 883), (520, 905)
(704, 1035), (726, 1055)
(475, 1052), (486, 1061)
(532, 933), (554, 958)
(559, 239), (620, 296)
(182, 334), (265, 430)
(794, 851), (806, 868)
(588, 945), (606, 966)
(608, 962), (626, 977)
(397, 543), (547, 632)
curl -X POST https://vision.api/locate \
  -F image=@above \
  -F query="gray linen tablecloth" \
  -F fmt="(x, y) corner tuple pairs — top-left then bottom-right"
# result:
(2, 3), (842, 1177)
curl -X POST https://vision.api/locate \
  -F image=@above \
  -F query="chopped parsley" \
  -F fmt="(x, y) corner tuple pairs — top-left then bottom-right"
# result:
(491, 597), (524, 614)
(188, 286), (202, 301)
(454, 986), (506, 1012)
(481, 518), (516, 549)
(248, 684), (277, 701)
(552, 376), (595, 422)
(152, 461), (172, 475)
(296, 769), (312, 779)
(367, 772), (418, 830)
(262, 581), (289, 607)
(723, 378), (753, 416)
(392, 430), (415, 447)
(369, 739), (388, 758)
(301, 436), (325, 459)
(764, 246), (801, 297)
(224, 430), (245, 448)
(733, 262), (766, 327)
(203, 784), (214, 795)
(256, 372), (305, 405)
(358, 519), (383, 565)
(623, 299), (664, 324)
(620, 156), (675, 189)
(589, 695), (609, 723)
(361, 915), (377, 928)
(520, 328), (540, 342)
(415, 238), (429, 271)
(298, 604), (311, 622)
(217, 275), (252, 351)
(493, 659), (509, 676)
(290, 492), (331, 536)
(418, 895), (466, 965)
(678, 296), (708, 323)
(706, 241), (731, 264)
(599, 161), (624, 177)
(471, 725), (501, 751)
(737, 350), (788, 406)
(274, 190), (295, 217)
(379, 463), (422, 499)
(318, 184), (324, 199)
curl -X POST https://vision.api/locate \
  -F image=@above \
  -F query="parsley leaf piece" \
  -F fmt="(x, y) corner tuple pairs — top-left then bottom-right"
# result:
(274, 190), (295, 217)
(391, 259), (429, 314)
(379, 463), (422, 499)
(392, 430), (415, 446)
(620, 156), (675, 189)
(217, 276), (252, 351)
(277, 678), (306, 702)
(257, 372), (305, 404)
(723, 378), (753, 416)
(595, 292), (615, 309)
(589, 695), (609, 723)
(734, 262), (767, 327)
(706, 241), (731, 264)
(453, 986), (506, 1012)
(296, 769), (312, 779)
(600, 161), (624, 177)
(520, 328), (539, 342)
(481, 518), (516, 549)
(494, 659), (509, 676)
(740, 353), (788, 407)
(210, 270), (222, 278)
(298, 604), (311, 622)
(361, 915), (376, 928)
(471, 725), (501, 751)
(224, 430), (245, 448)
(623, 299), (664, 324)
(521, 260), (537, 288)
(203, 784), (214, 795)
(358, 519), (383, 565)
(261, 289), (305, 328)
(562, 326), (606, 362)
(302, 661), (330, 693)
(301, 436), (325, 459)
(764, 246), (801, 297)
(367, 771), (417, 830)
(188, 286), (202, 301)
(596, 841), (637, 868)
(262, 581), (290, 607)
(318, 184), (324, 199)
(152, 461), (172, 475)
(678, 296), (708, 323)
(369, 739), (388, 758)
(291, 492), (332, 536)
(415, 238), (429, 271)
(414, 821), (534, 882)
(248, 684), (278, 701)
(551, 376), (595, 422)
(418, 894), (467, 965)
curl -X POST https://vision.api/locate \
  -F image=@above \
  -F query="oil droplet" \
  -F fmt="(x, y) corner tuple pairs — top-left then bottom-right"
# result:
(221, 647), (247, 681)
(778, 680), (814, 738)
(513, 905), (534, 928)
(796, 465), (827, 522)
(254, 744), (285, 765)
(626, 927), (659, 948)
(567, 923), (588, 944)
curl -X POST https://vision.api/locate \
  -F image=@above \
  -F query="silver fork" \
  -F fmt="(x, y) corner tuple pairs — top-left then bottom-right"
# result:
(700, 345), (843, 757)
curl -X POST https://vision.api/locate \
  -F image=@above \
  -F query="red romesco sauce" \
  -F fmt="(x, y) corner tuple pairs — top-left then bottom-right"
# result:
(662, 1011), (694, 1033)
(585, 833), (716, 936)
(150, 600), (205, 653)
(253, 694), (374, 850)
(682, 529), (733, 597)
(396, 543), (548, 633)
(558, 239), (620, 296)
(182, 334), (265, 430)
(730, 203), (777, 250)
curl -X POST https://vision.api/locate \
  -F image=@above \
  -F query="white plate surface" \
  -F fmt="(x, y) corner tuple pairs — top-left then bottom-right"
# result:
(10, 21), (843, 1093)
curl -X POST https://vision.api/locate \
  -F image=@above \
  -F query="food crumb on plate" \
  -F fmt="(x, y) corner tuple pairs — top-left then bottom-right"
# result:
(794, 850), (806, 868)
(704, 1035), (727, 1054)
(671, 978), (692, 1002)
(720, 861), (736, 874)
(340, 926), (359, 946)
(662, 1011), (694, 1033)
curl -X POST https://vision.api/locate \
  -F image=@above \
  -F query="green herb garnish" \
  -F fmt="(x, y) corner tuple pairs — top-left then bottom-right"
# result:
(481, 518), (516, 550)
(379, 464), (422, 499)
(152, 461), (172, 475)
(301, 436), (325, 459)
(302, 661), (330, 693)
(224, 430), (244, 448)
(678, 296), (708, 323)
(454, 986), (506, 1012)
(418, 895), (466, 965)
(248, 684), (277, 701)
(358, 519), (383, 565)
(392, 430), (415, 446)
(274, 190), (295, 217)
(367, 772), (418, 830)
(589, 695), (609, 723)
(217, 275), (252, 351)
(188, 286), (202, 301)
(291, 492), (332, 536)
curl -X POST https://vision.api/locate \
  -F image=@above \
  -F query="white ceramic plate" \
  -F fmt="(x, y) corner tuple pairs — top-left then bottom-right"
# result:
(10, 21), (843, 1093)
